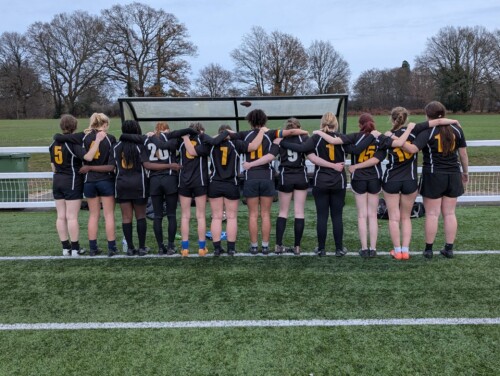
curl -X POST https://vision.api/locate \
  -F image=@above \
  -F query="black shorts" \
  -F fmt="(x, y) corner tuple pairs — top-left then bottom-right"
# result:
(116, 197), (148, 205)
(150, 175), (178, 196)
(178, 185), (207, 198)
(351, 178), (382, 195)
(419, 172), (464, 199)
(382, 179), (418, 195)
(83, 179), (115, 198)
(277, 171), (309, 193)
(243, 179), (275, 198)
(208, 180), (240, 200)
(53, 174), (83, 200)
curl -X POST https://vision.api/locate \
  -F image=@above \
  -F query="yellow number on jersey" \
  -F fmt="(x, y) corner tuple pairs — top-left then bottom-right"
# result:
(249, 144), (263, 160)
(186, 140), (197, 160)
(325, 144), (335, 161)
(434, 134), (455, 153)
(220, 146), (228, 166)
(54, 145), (63, 164)
(89, 141), (101, 160)
(358, 145), (376, 162)
(393, 142), (413, 162)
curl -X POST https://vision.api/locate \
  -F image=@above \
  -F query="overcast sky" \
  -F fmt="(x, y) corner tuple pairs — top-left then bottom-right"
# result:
(1, 0), (499, 85)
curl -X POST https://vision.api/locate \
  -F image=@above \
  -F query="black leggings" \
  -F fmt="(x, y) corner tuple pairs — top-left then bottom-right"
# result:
(151, 193), (178, 246)
(312, 187), (346, 250)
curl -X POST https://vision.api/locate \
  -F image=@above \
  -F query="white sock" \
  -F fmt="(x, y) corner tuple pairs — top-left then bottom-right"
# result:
(394, 247), (402, 253)
(401, 246), (409, 253)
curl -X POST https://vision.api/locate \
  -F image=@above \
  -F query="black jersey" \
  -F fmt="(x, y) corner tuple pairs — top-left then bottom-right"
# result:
(282, 132), (347, 189)
(381, 121), (430, 183)
(277, 134), (308, 185)
(178, 133), (211, 188)
(81, 132), (116, 182)
(237, 129), (281, 180)
(142, 133), (179, 177)
(49, 139), (86, 190)
(209, 138), (248, 185)
(347, 132), (386, 181)
(413, 124), (466, 174)
(114, 141), (148, 199)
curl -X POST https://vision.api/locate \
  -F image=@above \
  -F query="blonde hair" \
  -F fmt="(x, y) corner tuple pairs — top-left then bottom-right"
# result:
(85, 113), (109, 134)
(320, 112), (338, 132)
(155, 121), (170, 136)
(390, 107), (409, 132)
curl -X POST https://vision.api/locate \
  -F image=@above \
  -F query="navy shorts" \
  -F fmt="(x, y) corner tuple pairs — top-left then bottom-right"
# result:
(84, 179), (115, 198)
(178, 185), (207, 198)
(243, 179), (275, 198)
(419, 172), (464, 199)
(208, 180), (240, 200)
(351, 178), (382, 195)
(53, 174), (83, 200)
(382, 179), (418, 195)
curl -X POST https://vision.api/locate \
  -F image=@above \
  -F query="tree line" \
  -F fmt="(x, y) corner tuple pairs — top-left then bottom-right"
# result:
(0, 2), (498, 119)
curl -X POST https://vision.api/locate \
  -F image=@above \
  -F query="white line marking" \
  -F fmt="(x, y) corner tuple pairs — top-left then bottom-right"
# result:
(0, 250), (499, 261)
(1, 318), (499, 331)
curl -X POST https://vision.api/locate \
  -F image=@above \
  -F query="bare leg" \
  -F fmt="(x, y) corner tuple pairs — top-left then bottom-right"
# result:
(423, 197), (442, 244)
(441, 196), (458, 244)
(65, 199), (81, 242)
(209, 197), (224, 241)
(101, 196), (116, 241)
(260, 196), (274, 243)
(354, 193), (368, 250)
(246, 197), (260, 244)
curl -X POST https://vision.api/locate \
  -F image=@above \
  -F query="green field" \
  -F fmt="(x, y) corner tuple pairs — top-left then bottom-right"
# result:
(0, 115), (499, 375)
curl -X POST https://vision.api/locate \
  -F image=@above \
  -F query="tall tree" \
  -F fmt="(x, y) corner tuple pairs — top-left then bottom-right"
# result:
(231, 26), (269, 95)
(194, 63), (233, 97)
(308, 40), (350, 94)
(0, 32), (43, 119)
(26, 11), (109, 117)
(416, 26), (497, 112)
(101, 3), (196, 97)
(264, 31), (309, 95)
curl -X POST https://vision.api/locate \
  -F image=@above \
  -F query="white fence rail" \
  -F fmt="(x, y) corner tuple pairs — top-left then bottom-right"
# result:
(1, 143), (499, 209)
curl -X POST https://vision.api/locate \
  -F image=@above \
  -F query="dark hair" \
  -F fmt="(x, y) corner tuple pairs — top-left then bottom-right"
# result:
(218, 124), (232, 134)
(425, 101), (455, 156)
(358, 113), (375, 134)
(246, 109), (267, 129)
(189, 122), (205, 133)
(60, 115), (78, 134)
(121, 120), (142, 168)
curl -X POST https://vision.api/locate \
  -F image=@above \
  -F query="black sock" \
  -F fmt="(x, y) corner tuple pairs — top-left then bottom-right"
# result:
(227, 241), (235, 251)
(276, 217), (287, 245)
(445, 243), (453, 251)
(122, 222), (134, 250)
(71, 241), (80, 251)
(425, 243), (433, 251)
(108, 240), (117, 250)
(89, 239), (98, 250)
(61, 240), (71, 249)
(137, 218), (147, 249)
(294, 218), (305, 247)
(213, 241), (221, 250)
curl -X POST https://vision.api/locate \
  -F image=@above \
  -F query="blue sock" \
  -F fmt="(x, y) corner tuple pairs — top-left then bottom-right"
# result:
(182, 240), (189, 250)
(108, 240), (116, 250)
(198, 240), (206, 249)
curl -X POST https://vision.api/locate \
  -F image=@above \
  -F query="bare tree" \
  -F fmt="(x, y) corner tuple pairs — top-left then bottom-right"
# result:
(26, 11), (109, 117)
(101, 3), (196, 97)
(416, 26), (497, 112)
(264, 31), (309, 95)
(194, 63), (233, 97)
(231, 26), (269, 95)
(0, 32), (44, 118)
(308, 40), (350, 94)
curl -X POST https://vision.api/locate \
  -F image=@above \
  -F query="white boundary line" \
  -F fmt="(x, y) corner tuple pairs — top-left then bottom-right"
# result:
(0, 250), (499, 261)
(1, 318), (499, 331)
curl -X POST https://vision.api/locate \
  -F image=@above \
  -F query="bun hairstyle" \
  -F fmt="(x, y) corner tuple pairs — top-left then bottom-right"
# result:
(85, 113), (109, 134)
(425, 101), (455, 156)
(358, 113), (375, 134)
(284, 117), (301, 130)
(390, 107), (409, 132)
(60, 114), (78, 134)
(320, 112), (338, 133)
(155, 121), (169, 136)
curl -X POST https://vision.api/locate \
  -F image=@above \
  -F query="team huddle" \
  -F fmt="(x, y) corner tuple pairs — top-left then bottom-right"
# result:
(49, 101), (468, 259)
